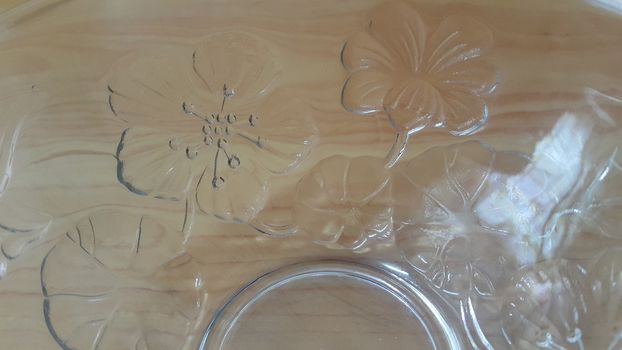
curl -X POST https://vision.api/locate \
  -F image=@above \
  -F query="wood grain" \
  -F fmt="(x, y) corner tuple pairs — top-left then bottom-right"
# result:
(0, 0), (620, 349)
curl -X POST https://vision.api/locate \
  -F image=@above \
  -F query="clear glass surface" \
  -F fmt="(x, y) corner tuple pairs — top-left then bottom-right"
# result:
(0, 0), (621, 349)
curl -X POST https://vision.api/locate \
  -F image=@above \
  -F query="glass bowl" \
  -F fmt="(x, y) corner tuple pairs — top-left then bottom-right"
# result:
(0, 0), (621, 349)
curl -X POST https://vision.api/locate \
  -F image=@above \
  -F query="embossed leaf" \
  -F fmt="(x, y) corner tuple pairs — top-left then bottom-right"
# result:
(42, 209), (203, 350)
(116, 127), (195, 201)
(193, 31), (280, 102)
(293, 155), (392, 250)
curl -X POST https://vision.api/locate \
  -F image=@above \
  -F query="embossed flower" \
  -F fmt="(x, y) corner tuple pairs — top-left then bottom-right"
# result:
(1, 123), (52, 275)
(585, 248), (622, 349)
(501, 260), (587, 350)
(41, 209), (205, 350)
(293, 156), (392, 250)
(395, 115), (596, 299)
(394, 141), (529, 298)
(0, 89), (52, 276)
(341, 1), (498, 164)
(108, 32), (318, 222)
(554, 148), (622, 242)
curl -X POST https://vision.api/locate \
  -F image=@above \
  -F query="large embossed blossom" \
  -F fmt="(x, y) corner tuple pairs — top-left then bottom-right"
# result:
(341, 1), (498, 164)
(108, 32), (318, 222)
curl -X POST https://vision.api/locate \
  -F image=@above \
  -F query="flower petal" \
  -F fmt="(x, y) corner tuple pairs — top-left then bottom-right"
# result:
(0, 118), (21, 197)
(231, 93), (318, 174)
(294, 155), (391, 250)
(345, 156), (390, 203)
(195, 156), (269, 222)
(436, 59), (499, 96)
(341, 69), (392, 115)
(392, 172), (450, 226)
(573, 151), (622, 240)
(293, 202), (345, 244)
(192, 32), (280, 103)
(384, 79), (441, 132)
(107, 52), (201, 133)
(116, 127), (194, 201)
(396, 224), (448, 273)
(424, 15), (494, 76)
(501, 261), (587, 349)
(395, 143), (463, 213)
(444, 141), (496, 204)
(368, 1), (427, 72)
(586, 248), (622, 331)
(440, 90), (489, 136)
(295, 155), (349, 206)
(341, 31), (396, 72)
(344, 205), (393, 245)
(443, 235), (507, 296)
(395, 144), (488, 225)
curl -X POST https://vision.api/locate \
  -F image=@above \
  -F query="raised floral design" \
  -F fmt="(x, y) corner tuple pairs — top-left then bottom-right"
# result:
(0, 90), (52, 278)
(501, 260), (587, 350)
(108, 31), (318, 223)
(552, 148), (622, 243)
(341, 0), (499, 165)
(392, 135), (598, 349)
(293, 155), (393, 251)
(393, 141), (528, 296)
(585, 248), (622, 350)
(41, 209), (205, 350)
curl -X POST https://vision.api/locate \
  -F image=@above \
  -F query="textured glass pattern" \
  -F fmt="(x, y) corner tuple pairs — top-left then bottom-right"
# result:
(0, 0), (620, 349)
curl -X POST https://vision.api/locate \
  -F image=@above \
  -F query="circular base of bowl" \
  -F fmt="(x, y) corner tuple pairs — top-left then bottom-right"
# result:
(200, 260), (463, 350)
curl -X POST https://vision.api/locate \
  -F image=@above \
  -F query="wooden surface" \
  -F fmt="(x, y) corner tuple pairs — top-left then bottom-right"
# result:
(0, 0), (621, 349)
